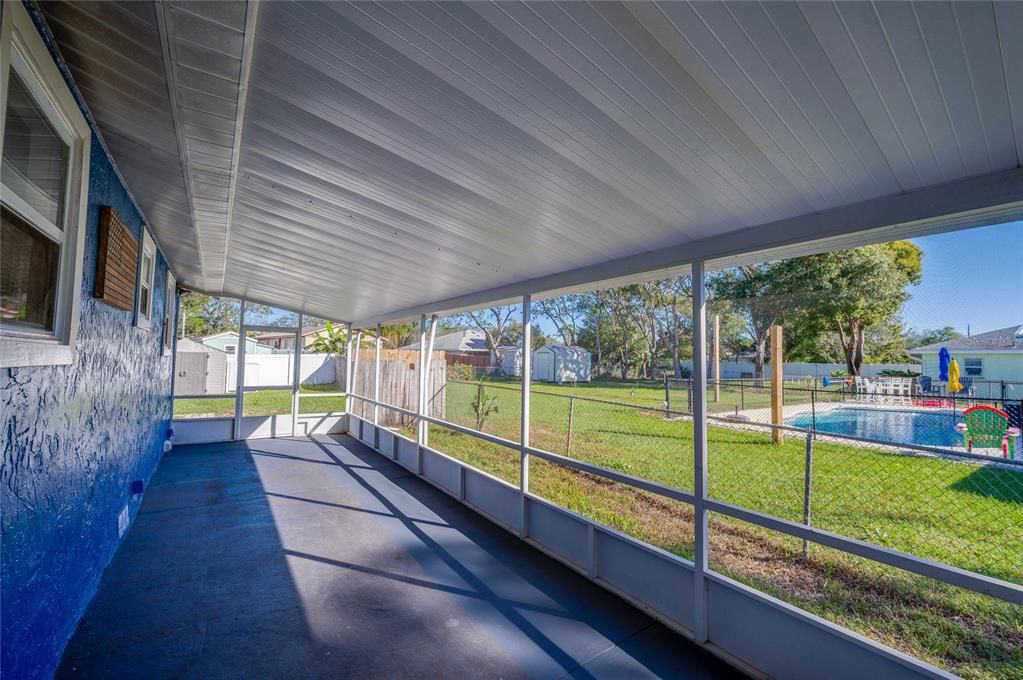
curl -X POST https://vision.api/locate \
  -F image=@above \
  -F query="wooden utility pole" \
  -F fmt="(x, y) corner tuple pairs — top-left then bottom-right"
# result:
(770, 324), (784, 444)
(713, 313), (721, 403)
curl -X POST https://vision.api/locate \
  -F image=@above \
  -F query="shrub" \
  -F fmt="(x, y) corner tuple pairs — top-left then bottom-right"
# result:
(448, 363), (474, 381)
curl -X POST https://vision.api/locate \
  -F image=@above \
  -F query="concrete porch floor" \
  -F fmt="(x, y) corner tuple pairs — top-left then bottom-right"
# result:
(56, 434), (743, 679)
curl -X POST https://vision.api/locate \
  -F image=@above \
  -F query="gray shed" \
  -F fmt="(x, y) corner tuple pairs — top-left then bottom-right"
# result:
(495, 345), (522, 377)
(531, 345), (591, 384)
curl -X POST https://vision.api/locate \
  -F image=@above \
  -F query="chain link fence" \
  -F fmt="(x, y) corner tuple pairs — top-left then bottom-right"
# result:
(427, 378), (1022, 585)
(372, 375), (1022, 677)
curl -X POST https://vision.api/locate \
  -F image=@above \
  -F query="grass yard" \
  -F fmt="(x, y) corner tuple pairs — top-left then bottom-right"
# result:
(414, 379), (1023, 679)
(471, 375), (846, 416)
(173, 383), (345, 418)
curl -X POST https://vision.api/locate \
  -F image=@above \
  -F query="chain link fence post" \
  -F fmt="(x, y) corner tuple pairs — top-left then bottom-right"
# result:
(566, 396), (575, 456)
(664, 374), (670, 417)
(802, 430), (814, 560)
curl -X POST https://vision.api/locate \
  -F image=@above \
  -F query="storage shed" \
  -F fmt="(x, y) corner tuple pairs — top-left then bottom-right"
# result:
(531, 346), (592, 384)
(495, 345), (523, 377)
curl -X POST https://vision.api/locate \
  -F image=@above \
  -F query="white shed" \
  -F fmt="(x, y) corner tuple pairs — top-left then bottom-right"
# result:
(531, 345), (591, 384)
(495, 345), (522, 377)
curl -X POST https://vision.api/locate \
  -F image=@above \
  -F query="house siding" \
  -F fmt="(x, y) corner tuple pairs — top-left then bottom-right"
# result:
(1, 7), (175, 679)
(918, 353), (1023, 383)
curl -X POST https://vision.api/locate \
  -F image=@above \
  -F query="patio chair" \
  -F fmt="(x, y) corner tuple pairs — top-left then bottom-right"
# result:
(958, 377), (974, 396)
(894, 377), (912, 405)
(955, 405), (1020, 459)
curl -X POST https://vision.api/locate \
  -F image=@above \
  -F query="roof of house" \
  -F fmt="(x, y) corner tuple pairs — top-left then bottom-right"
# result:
(402, 329), (489, 353)
(536, 344), (590, 358)
(201, 331), (239, 341)
(254, 326), (327, 340)
(908, 325), (1023, 354)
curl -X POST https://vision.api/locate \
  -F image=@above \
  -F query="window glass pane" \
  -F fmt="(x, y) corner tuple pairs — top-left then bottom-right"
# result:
(2, 71), (69, 226)
(0, 206), (59, 332)
(141, 252), (152, 284)
(139, 285), (150, 317)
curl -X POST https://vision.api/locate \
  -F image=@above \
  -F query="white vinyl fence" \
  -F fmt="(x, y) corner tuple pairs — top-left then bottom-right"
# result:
(681, 360), (920, 380)
(225, 353), (338, 391)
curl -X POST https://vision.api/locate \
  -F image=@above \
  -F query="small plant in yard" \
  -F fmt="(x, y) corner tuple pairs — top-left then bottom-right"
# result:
(471, 381), (499, 432)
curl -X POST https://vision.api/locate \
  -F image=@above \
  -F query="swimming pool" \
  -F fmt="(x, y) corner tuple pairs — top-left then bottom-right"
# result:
(787, 408), (960, 448)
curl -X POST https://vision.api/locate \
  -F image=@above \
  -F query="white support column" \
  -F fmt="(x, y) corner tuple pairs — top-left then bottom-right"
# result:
(233, 300), (247, 440)
(519, 294), (532, 537)
(373, 323), (382, 428)
(691, 261), (709, 644)
(291, 314), (303, 437)
(351, 329), (363, 423)
(416, 315), (427, 447)
(421, 315), (438, 450)
(344, 322), (354, 421)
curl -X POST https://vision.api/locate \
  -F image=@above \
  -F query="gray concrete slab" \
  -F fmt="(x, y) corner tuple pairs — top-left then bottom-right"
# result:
(57, 434), (744, 679)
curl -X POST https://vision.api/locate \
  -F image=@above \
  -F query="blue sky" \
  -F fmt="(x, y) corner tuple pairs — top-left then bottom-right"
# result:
(903, 221), (1022, 335)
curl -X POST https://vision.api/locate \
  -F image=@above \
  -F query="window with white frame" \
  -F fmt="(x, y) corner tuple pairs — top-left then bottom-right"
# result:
(135, 229), (155, 328)
(0, 2), (91, 367)
(162, 271), (175, 355)
(963, 358), (983, 377)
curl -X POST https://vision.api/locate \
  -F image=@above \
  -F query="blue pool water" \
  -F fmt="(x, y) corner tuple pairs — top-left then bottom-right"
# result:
(787, 408), (960, 448)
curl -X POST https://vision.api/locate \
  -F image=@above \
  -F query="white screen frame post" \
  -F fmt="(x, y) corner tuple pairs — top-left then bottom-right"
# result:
(691, 260), (709, 643)
(519, 294), (532, 538)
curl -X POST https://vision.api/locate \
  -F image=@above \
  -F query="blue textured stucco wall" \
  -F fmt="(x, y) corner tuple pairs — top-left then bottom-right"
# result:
(1, 6), (176, 679)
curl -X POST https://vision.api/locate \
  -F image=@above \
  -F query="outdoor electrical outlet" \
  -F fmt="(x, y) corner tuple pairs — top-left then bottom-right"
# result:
(117, 506), (129, 538)
(163, 440), (173, 453)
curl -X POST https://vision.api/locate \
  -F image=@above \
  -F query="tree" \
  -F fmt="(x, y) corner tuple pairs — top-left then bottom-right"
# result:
(310, 321), (348, 388)
(906, 326), (962, 349)
(379, 322), (419, 348)
(179, 293), (270, 339)
(708, 265), (791, 381)
(780, 241), (922, 376)
(455, 306), (518, 351)
(654, 276), (692, 378)
(534, 295), (585, 346)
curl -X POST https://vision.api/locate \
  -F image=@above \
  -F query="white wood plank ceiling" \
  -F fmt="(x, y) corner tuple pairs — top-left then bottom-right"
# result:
(38, 1), (1023, 324)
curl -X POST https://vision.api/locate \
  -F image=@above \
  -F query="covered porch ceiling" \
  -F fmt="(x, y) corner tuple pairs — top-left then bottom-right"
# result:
(39, 1), (1023, 325)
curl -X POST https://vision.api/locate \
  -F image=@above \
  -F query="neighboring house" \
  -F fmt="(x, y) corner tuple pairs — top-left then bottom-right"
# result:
(909, 325), (1023, 388)
(254, 325), (330, 351)
(402, 329), (493, 367)
(532, 345), (592, 384)
(200, 331), (273, 355)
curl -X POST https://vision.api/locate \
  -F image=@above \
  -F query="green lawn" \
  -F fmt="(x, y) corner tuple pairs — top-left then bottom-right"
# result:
(417, 379), (1023, 679)
(173, 383), (345, 418)
(471, 375), (847, 415)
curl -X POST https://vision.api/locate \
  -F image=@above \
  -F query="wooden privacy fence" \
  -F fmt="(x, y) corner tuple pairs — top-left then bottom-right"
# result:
(350, 349), (446, 426)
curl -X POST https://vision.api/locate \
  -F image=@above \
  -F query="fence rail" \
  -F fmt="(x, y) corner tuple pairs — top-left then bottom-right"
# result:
(347, 359), (1023, 679)
(348, 389), (1022, 602)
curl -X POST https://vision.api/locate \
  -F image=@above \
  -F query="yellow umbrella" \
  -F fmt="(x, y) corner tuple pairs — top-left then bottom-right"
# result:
(947, 358), (962, 394)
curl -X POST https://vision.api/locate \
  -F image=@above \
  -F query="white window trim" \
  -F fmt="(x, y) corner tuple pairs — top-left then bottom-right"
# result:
(135, 228), (156, 329)
(0, 2), (91, 368)
(163, 271), (176, 356)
